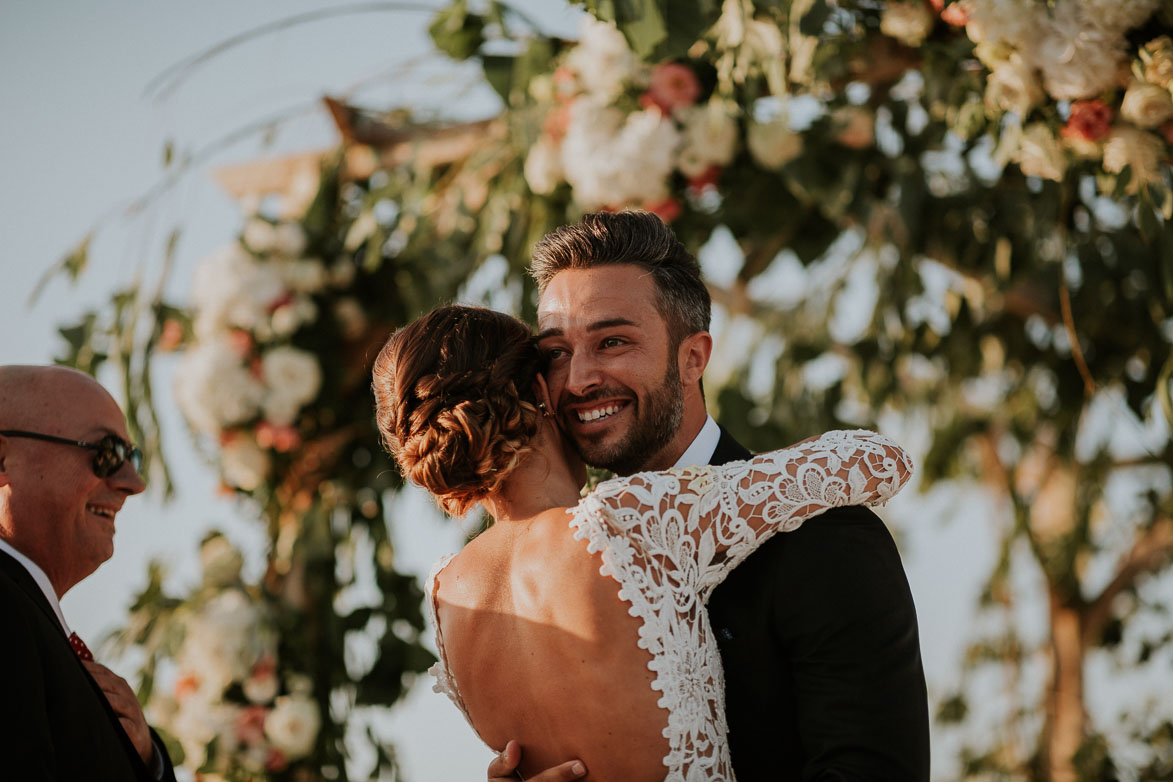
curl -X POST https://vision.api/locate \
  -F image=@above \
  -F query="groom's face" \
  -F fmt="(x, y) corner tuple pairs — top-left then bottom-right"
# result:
(536, 264), (685, 476)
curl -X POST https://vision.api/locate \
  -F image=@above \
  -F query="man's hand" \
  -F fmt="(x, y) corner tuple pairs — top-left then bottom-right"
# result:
(83, 661), (154, 765)
(488, 740), (587, 782)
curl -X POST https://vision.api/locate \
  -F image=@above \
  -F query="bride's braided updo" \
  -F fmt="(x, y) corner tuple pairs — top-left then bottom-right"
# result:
(372, 305), (544, 516)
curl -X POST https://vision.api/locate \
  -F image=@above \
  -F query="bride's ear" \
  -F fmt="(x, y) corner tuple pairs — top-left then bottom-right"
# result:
(533, 373), (553, 414)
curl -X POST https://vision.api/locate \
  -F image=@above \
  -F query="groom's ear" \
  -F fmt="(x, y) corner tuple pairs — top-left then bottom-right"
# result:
(677, 331), (713, 387)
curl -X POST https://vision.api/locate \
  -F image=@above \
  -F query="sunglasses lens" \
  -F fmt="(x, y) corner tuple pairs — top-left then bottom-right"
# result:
(93, 436), (141, 478)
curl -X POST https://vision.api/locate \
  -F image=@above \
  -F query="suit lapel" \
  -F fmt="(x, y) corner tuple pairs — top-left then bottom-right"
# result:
(710, 424), (751, 466)
(0, 549), (65, 629)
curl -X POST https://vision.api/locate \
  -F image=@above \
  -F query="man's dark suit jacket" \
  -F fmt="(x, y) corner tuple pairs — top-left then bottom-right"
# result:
(706, 427), (930, 781)
(0, 549), (176, 781)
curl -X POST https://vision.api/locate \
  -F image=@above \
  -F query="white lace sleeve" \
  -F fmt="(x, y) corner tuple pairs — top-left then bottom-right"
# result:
(567, 429), (911, 781)
(577, 428), (912, 599)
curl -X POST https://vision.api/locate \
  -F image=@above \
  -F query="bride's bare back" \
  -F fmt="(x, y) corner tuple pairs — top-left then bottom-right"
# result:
(433, 506), (668, 781)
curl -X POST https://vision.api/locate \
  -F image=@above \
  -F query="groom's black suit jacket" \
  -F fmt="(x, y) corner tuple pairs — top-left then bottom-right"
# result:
(0, 549), (177, 781)
(705, 427), (930, 781)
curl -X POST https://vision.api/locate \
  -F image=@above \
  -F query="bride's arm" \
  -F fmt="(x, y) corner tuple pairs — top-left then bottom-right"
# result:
(583, 429), (912, 570)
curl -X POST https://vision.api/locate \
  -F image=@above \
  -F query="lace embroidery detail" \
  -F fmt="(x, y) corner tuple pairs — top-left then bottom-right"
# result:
(428, 429), (912, 780)
(426, 553), (483, 739)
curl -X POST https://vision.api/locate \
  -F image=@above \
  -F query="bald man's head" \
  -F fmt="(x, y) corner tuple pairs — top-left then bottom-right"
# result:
(0, 365), (145, 596)
(0, 365), (115, 430)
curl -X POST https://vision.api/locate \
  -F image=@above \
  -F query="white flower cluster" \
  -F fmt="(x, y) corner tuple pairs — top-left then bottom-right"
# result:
(559, 99), (681, 209)
(966, 0), (1159, 106)
(151, 539), (321, 774)
(959, 0), (1170, 189)
(524, 16), (741, 211)
(174, 218), (333, 488)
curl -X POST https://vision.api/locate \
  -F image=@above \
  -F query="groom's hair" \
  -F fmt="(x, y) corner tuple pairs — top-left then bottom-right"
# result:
(530, 210), (711, 344)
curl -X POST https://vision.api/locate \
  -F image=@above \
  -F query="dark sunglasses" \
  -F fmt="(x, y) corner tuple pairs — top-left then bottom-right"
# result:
(0, 430), (143, 479)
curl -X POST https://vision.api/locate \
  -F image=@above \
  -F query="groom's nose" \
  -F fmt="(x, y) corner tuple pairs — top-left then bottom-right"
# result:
(564, 351), (603, 397)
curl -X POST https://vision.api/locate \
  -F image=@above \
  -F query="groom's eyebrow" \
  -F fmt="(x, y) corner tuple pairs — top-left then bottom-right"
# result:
(536, 318), (637, 341)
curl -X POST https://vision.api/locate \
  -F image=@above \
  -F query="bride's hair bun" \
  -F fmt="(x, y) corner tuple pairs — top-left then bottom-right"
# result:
(372, 305), (543, 516)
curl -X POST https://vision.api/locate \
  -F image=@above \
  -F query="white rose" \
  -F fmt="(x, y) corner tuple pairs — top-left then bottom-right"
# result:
(280, 259), (327, 293)
(264, 695), (321, 760)
(190, 244), (287, 339)
(1102, 125), (1166, 193)
(1014, 123), (1067, 181)
(964, 0), (1040, 48)
(242, 219), (277, 254)
(881, 0), (936, 47)
(1077, 0), (1159, 35)
(1032, 0), (1126, 101)
(179, 591), (272, 696)
(243, 671), (279, 705)
(561, 99), (679, 208)
(173, 337), (266, 435)
(273, 223), (307, 257)
(261, 346), (321, 405)
(524, 135), (565, 195)
(677, 101), (740, 178)
(269, 297), (318, 338)
(169, 697), (238, 770)
(220, 436), (272, 491)
(747, 116), (803, 169)
(565, 17), (639, 100)
(1120, 82), (1173, 129)
(261, 395), (303, 428)
(985, 53), (1045, 117)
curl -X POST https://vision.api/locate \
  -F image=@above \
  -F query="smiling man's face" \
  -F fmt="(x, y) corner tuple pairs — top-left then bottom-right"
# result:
(0, 366), (145, 596)
(537, 264), (689, 476)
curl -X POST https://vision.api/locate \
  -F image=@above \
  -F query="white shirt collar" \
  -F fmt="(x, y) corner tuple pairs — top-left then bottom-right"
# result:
(673, 415), (721, 469)
(0, 538), (71, 635)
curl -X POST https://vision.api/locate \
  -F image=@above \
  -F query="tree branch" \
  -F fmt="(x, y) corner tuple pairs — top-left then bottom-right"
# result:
(1082, 515), (1173, 647)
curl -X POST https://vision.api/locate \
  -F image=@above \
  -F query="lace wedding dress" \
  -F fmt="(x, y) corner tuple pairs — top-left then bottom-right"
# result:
(426, 429), (912, 781)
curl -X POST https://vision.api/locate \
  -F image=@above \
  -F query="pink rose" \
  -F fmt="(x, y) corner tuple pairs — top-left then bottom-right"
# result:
(1061, 100), (1114, 144)
(930, 0), (967, 25)
(236, 705), (269, 745)
(255, 421), (301, 452)
(640, 63), (700, 114)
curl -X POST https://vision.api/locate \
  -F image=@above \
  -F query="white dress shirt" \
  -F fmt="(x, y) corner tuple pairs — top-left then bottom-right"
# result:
(673, 414), (721, 469)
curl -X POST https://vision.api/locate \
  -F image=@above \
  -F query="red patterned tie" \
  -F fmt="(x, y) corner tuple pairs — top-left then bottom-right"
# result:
(69, 631), (94, 662)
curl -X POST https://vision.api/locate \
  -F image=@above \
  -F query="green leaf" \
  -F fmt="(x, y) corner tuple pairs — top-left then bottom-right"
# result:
(617, 1), (668, 59)
(428, 0), (486, 61)
(55, 312), (107, 376)
(28, 233), (92, 305)
(1138, 197), (1159, 241)
(482, 54), (514, 104)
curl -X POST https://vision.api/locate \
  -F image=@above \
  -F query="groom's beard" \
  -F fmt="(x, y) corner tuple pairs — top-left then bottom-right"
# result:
(565, 356), (684, 477)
